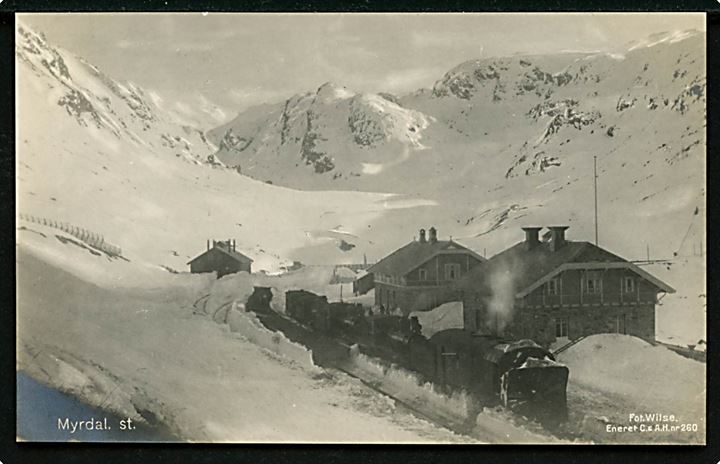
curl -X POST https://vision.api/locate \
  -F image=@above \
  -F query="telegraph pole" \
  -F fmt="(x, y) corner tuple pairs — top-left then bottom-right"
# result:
(594, 155), (599, 246)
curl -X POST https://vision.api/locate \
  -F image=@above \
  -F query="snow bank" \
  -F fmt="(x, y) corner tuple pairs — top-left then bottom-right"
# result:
(227, 308), (319, 373)
(203, 272), (256, 322)
(409, 301), (464, 338)
(472, 407), (565, 444)
(203, 265), (338, 318)
(348, 351), (476, 421)
(343, 289), (375, 307)
(202, 266), (341, 372)
(333, 266), (358, 281)
(346, 350), (562, 443)
(558, 334), (705, 414)
(648, 256), (706, 347)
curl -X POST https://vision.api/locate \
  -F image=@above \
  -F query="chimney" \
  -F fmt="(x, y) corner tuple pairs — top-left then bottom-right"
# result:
(429, 226), (438, 243)
(419, 228), (427, 243)
(521, 227), (542, 250)
(548, 226), (569, 252)
(207, 239), (210, 251)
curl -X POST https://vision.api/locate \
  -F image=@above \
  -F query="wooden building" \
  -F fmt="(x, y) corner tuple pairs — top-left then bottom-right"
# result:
(188, 239), (253, 278)
(454, 226), (675, 346)
(360, 227), (485, 314)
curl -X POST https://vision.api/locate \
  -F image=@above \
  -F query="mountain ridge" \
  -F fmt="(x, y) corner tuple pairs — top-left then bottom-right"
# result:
(206, 29), (704, 196)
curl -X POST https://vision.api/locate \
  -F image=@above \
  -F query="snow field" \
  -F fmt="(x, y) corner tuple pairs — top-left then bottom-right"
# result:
(558, 334), (705, 413)
(17, 232), (470, 442)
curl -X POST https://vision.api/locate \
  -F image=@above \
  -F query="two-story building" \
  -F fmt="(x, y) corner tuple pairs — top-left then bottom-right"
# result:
(363, 227), (485, 314)
(453, 226), (675, 346)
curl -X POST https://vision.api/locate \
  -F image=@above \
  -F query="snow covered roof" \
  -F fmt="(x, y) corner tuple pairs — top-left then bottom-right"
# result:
(368, 239), (484, 276)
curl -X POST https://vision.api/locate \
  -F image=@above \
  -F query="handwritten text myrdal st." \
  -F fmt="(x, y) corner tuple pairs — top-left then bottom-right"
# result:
(57, 417), (136, 434)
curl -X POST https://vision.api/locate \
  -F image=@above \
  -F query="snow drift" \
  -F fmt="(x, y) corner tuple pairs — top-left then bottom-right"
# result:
(558, 334), (705, 412)
(409, 301), (464, 338)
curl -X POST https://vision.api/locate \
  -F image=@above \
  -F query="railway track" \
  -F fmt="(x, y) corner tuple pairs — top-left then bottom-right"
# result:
(253, 310), (476, 435)
(253, 309), (566, 442)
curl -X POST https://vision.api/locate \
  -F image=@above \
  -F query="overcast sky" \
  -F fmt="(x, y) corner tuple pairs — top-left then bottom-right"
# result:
(19, 13), (705, 126)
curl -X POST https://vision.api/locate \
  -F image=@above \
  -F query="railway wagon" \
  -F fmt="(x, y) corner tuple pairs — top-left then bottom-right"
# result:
(285, 289), (328, 323)
(285, 290), (367, 334)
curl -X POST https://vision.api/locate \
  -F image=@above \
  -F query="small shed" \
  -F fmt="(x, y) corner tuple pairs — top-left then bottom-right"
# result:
(188, 239), (253, 278)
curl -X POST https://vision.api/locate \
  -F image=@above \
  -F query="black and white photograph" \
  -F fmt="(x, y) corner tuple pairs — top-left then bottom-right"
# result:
(15, 12), (706, 444)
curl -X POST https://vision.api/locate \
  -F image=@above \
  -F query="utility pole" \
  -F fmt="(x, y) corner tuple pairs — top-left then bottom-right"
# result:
(646, 243), (650, 261)
(594, 155), (599, 246)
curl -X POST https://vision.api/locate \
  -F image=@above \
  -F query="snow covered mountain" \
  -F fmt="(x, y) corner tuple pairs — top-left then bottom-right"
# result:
(15, 23), (432, 272)
(207, 30), (705, 261)
(210, 30), (704, 191)
(16, 25), (218, 166)
(207, 82), (432, 184)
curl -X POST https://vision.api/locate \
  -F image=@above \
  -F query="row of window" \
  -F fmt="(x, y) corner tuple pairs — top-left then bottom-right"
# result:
(376, 274), (403, 285)
(417, 263), (461, 282)
(554, 314), (627, 338)
(544, 274), (636, 296)
(379, 288), (397, 308)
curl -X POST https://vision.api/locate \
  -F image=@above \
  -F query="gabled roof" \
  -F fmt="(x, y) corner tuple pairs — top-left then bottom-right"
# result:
(368, 240), (485, 276)
(187, 245), (254, 265)
(516, 261), (675, 296)
(454, 240), (674, 296)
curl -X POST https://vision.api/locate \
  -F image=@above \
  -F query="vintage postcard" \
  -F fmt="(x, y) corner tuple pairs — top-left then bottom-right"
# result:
(15, 12), (706, 444)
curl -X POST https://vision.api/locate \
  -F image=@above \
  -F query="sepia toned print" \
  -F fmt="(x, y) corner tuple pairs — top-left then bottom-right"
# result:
(15, 13), (705, 444)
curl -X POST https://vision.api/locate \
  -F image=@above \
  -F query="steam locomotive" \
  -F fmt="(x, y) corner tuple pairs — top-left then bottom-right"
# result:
(248, 287), (569, 425)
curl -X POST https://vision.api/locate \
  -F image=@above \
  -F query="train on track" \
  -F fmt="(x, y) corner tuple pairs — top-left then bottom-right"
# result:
(247, 287), (569, 426)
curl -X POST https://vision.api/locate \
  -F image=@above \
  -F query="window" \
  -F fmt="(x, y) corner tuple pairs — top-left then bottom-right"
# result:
(623, 276), (635, 293)
(616, 314), (627, 334)
(555, 317), (569, 338)
(418, 268), (428, 281)
(546, 278), (560, 296)
(584, 272), (602, 294)
(444, 263), (461, 280)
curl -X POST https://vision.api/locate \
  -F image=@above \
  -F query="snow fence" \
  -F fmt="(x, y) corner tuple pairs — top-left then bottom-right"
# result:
(18, 213), (123, 256)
